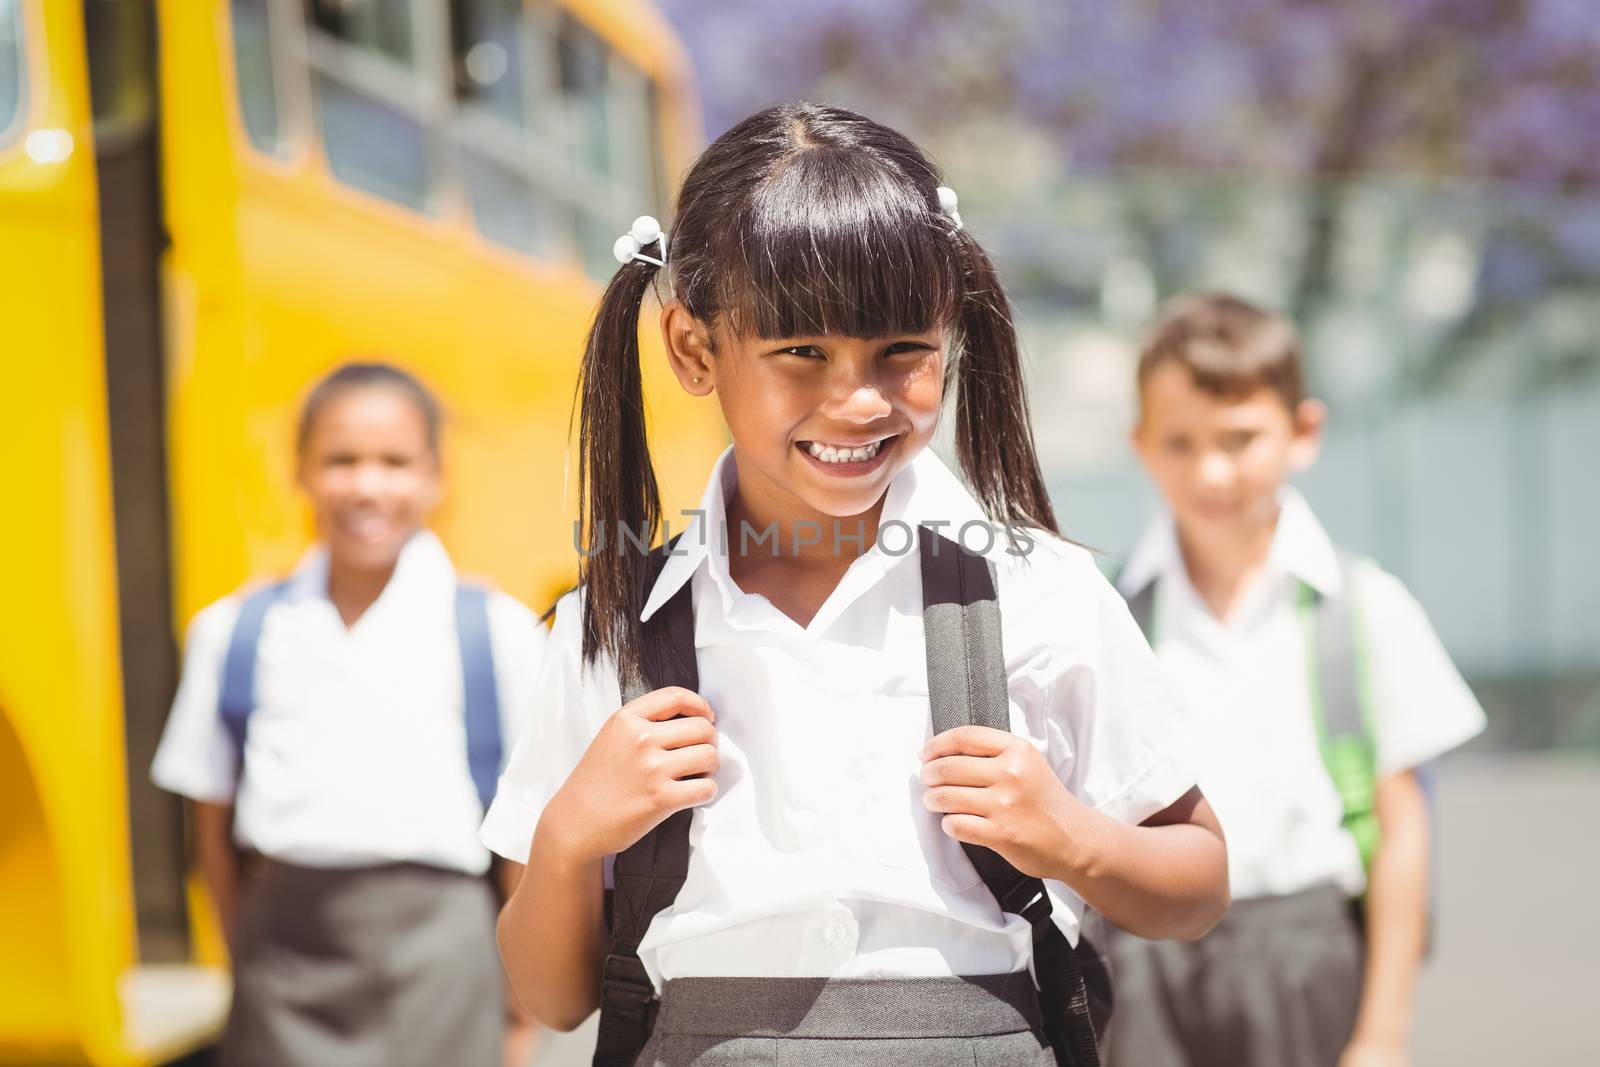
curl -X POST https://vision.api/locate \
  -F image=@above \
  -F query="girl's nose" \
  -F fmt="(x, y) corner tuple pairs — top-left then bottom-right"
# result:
(352, 461), (387, 498)
(822, 383), (893, 424)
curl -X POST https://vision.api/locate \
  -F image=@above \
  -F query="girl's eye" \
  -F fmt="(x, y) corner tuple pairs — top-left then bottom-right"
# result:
(884, 342), (932, 357)
(776, 345), (824, 359)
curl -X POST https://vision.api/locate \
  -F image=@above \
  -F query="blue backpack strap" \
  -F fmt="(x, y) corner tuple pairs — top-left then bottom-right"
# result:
(455, 583), (504, 814)
(219, 580), (291, 772)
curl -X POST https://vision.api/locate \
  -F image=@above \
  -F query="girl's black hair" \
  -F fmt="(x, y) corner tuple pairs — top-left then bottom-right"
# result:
(297, 361), (443, 457)
(577, 102), (1057, 677)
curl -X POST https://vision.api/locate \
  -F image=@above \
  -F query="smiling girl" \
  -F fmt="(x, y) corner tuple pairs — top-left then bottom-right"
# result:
(151, 363), (545, 1067)
(484, 104), (1229, 1066)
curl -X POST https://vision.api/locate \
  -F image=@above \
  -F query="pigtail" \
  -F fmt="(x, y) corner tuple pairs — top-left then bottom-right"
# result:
(951, 229), (1060, 536)
(576, 247), (666, 678)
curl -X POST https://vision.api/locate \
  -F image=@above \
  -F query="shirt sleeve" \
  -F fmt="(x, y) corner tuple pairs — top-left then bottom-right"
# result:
(486, 590), (552, 759)
(1359, 566), (1487, 777)
(1014, 541), (1200, 826)
(479, 589), (618, 865)
(150, 597), (244, 804)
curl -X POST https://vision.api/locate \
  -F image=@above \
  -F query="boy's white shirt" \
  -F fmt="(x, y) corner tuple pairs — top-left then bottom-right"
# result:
(151, 529), (547, 876)
(482, 445), (1198, 988)
(1118, 488), (1486, 901)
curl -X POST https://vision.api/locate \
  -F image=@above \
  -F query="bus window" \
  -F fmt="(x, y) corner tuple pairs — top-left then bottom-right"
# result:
(229, 0), (282, 155)
(451, 0), (569, 257)
(558, 14), (617, 278)
(304, 0), (432, 212)
(0, 0), (21, 145)
(608, 60), (660, 224)
(452, 0), (522, 125)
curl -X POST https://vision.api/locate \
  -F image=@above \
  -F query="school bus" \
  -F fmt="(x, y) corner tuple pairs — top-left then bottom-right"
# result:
(0, 1), (719, 1063)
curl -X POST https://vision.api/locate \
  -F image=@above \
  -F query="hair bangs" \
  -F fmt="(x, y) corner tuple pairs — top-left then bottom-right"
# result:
(713, 149), (960, 341)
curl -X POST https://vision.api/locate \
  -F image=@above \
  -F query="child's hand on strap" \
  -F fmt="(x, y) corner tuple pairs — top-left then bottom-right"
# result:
(542, 687), (719, 863)
(920, 725), (1086, 881)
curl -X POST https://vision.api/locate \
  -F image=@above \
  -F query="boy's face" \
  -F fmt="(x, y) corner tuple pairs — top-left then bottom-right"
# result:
(297, 386), (442, 575)
(1133, 362), (1323, 538)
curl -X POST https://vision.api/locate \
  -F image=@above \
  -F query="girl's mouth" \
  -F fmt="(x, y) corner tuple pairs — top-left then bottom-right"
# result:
(794, 434), (899, 477)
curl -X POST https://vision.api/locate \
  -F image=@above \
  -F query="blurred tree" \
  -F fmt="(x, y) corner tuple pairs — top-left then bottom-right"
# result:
(660, 0), (1600, 392)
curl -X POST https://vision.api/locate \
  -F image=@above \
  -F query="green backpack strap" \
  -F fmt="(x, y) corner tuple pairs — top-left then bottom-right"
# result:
(1119, 553), (1378, 875)
(1300, 551), (1380, 876)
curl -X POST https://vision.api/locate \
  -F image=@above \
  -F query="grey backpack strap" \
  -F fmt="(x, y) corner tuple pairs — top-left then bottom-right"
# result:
(1123, 579), (1156, 644)
(594, 539), (697, 1067)
(919, 531), (1102, 1067)
(1310, 552), (1364, 743)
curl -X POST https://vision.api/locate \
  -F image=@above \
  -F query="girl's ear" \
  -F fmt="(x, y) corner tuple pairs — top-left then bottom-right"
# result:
(660, 299), (716, 396)
(1288, 397), (1326, 471)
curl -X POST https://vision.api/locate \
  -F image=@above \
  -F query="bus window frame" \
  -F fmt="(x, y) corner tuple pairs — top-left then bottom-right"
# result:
(0, 0), (27, 151)
(552, 11), (665, 278)
(296, 0), (460, 219)
(220, 0), (298, 162)
(450, 0), (578, 261)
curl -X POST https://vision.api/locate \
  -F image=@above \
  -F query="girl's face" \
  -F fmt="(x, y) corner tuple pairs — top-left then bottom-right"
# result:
(664, 304), (946, 525)
(296, 386), (442, 574)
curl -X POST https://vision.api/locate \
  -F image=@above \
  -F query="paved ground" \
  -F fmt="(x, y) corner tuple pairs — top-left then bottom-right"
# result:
(527, 754), (1598, 1066)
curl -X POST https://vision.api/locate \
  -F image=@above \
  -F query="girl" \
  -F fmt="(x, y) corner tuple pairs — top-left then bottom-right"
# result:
(151, 362), (545, 1067)
(484, 104), (1229, 1066)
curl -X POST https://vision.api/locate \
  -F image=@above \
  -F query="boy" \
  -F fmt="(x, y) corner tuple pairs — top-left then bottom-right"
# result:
(1105, 293), (1485, 1067)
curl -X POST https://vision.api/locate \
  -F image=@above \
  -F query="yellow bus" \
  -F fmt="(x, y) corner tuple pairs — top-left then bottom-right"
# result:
(0, 1), (719, 1063)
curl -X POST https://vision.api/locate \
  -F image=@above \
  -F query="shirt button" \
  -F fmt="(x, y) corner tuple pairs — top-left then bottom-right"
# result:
(822, 922), (847, 947)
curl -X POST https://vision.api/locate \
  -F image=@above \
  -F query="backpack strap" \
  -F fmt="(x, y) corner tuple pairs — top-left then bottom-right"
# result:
(221, 578), (505, 815)
(218, 580), (292, 769)
(593, 539), (696, 1067)
(920, 531), (1102, 1067)
(1302, 551), (1379, 874)
(455, 583), (504, 814)
(1123, 578), (1156, 645)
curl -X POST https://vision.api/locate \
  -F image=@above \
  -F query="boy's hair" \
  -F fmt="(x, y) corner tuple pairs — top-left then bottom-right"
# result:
(577, 102), (1057, 676)
(1137, 292), (1306, 410)
(297, 361), (443, 457)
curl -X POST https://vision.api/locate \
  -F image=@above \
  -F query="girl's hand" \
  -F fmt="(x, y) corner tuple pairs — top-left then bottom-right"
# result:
(541, 687), (719, 865)
(920, 725), (1085, 880)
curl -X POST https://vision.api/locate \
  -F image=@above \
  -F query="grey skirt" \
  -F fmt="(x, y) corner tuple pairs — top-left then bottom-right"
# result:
(220, 858), (502, 1067)
(1100, 883), (1365, 1067)
(635, 971), (1056, 1066)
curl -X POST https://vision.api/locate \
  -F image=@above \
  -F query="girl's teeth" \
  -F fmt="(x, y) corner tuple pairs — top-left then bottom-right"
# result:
(806, 439), (884, 463)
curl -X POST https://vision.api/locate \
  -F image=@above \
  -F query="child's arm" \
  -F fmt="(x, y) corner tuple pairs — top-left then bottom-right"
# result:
(192, 801), (242, 949)
(923, 726), (1228, 940)
(496, 687), (719, 1031)
(1340, 769), (1429, 1067)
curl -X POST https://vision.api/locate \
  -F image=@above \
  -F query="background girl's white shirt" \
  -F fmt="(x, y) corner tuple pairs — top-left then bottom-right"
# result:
(1117, 489), (1487, 901)
(151, 530), (546, 876)
(481, 446), (1198, 987)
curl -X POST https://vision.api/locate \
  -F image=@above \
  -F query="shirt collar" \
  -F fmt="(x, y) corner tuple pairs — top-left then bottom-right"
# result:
(1119, 487), (1343, 599)
(638, 443), (994, 624)
(287, 528), (457, 607)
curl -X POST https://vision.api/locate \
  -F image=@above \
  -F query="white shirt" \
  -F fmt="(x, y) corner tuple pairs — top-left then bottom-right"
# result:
(482, 446), (1196, 988)
(1117, 489), (1486, 901)
(152, 530), (547, 875)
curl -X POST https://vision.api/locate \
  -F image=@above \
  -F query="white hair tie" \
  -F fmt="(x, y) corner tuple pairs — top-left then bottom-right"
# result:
(612, 215), (668, 268)
(936, 186), (963, 229)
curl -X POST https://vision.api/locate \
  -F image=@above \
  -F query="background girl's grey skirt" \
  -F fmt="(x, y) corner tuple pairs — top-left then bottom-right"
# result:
(635, 971), (1056, 1066)
(220, 858), (502, 1067)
